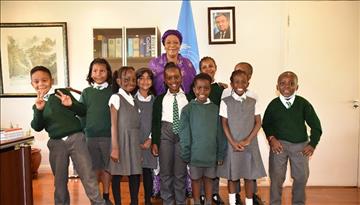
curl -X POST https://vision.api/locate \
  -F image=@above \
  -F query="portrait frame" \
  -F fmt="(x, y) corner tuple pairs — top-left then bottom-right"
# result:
(208, 7), (236, 44)
(0, 22), (69, 97)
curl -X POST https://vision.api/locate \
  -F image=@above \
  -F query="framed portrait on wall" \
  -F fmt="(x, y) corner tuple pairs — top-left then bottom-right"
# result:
(208, 7), (236, 44)
(0, 22), (69, 97)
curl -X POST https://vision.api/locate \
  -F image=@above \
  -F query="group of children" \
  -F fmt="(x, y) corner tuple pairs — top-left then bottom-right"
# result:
(30, 56), (322, 205)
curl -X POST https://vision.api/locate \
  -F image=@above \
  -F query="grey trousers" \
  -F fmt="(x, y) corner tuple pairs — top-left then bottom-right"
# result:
(269, 140), (309, 205)
(47, 132), (105, 205)
(159, 122), (187, 205)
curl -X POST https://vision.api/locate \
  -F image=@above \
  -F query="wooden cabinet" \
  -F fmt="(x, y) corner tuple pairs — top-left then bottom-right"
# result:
(0, 136), (34, 205)
(93, 27), (160, 71)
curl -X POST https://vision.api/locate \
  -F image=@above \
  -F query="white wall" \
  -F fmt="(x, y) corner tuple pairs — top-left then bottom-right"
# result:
(1, 1), (359, 186)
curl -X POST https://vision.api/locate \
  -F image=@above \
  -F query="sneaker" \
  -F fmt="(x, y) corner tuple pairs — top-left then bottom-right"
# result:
(235, 193), (243, 205)
(200, 195), (205, 205)
(212, 193), (225, 204)
(253, 193), (264, 205)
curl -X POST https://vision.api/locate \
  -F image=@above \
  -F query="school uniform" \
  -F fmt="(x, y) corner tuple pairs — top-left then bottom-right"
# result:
(218, 92), (266, 180)
(108, 88), (142, 175)
(152, 89), (189, 205)
(31, 88), (105, 205)
(108, 88), (142, 205)
(179, 99), (225, 180)
(262, 95), (322, 205)
(134, 92), (157, 204)
(80, 82), (112, 171)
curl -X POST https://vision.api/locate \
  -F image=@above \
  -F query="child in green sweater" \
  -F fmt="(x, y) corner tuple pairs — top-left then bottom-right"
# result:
(80, 58), (113, 205)
(262, 71), (322, 205)
(30, 66), (105, 205)
(179, 73), (225, 205)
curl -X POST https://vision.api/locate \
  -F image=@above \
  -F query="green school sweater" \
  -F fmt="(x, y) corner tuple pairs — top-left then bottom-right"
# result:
(179, 100), (226, 167)
(31, 88), (86, 139)
(262, 95), (322, 148)
(80, 86), (112, 138)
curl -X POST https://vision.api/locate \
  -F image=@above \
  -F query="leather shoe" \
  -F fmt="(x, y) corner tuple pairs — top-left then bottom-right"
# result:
(235, 193), (243, 205)
(253, 193), (264, 205)
(200, 195), (205, 205)
(212, 193), (225, 204)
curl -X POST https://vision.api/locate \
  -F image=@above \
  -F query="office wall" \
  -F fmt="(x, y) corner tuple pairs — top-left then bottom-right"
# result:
(1, 1), (359, 186)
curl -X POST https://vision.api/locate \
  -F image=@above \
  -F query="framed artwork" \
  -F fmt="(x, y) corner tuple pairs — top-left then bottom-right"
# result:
(208, 7), (236, 44)
(0, 22), (69, 97)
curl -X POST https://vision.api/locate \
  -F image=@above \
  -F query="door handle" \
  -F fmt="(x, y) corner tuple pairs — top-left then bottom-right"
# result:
(353, 100), (359, 109)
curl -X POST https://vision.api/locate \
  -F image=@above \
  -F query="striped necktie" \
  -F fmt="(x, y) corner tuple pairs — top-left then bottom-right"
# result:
(286, 100), (292, 108)
(172, 94), (180, 134)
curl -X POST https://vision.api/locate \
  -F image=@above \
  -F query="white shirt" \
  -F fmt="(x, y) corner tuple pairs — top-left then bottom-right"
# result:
(219, 91), (260, 118)
(161, 89), (188, 123)
(195, 98), (211, 104)
(135, 91), (152, 102)
(221, 88), (259, 101)
(108, 88), (134, 110)
(279, 94), (296, 109)
(43, 88), (55, 101)
(92, 82), (109, 90)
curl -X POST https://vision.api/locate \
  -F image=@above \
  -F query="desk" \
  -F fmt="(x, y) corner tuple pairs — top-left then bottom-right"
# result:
(0, 136), (34, 205)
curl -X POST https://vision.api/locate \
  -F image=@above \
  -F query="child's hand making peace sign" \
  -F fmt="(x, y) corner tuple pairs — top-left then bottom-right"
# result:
(55, 90), (73, 107)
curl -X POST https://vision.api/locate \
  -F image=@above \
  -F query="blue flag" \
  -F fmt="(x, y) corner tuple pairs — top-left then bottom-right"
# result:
(177, 0), (200, 73)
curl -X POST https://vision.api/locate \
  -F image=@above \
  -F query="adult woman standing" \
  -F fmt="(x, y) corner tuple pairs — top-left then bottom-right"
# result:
(149, 29), (196, 95)
(149, 29), (195, 200)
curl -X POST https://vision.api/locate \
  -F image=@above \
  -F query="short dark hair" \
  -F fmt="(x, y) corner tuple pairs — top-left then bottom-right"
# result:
(193, 73), (212, 87)
(112, 66), (135, 93)
(163, 62), (181, 77)
(234, 62), (253, 77)
(86, 58), (112, 85)
(30, 65), (52, 79)
(199, 56), (217, 71)
(230, 70), (248, 83)
(278, 71), (298, 84)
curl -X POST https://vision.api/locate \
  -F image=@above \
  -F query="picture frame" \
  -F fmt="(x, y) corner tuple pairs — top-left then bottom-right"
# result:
(208, 7), (236, 44)
(0, 22), (69, 97)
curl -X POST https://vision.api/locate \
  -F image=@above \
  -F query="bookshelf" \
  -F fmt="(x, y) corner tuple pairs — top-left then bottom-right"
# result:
(93, 27), (160, 71)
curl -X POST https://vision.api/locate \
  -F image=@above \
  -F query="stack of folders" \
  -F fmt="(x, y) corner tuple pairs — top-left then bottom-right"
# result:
(0, 128), (23, 140)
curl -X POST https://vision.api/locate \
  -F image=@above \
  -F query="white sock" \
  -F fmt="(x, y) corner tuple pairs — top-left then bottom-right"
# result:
(245, 197), (253, 205)
(229, 193), (236, 205)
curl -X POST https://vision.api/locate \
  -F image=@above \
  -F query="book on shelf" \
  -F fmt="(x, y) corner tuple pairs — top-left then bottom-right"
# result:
(101, 37), (108, 58)
(127, 38), (134, 57)
(132, 37), (140, 57)
(108, 38), (116, 58)
(139, 36), (146, 57)
(151, 35), (156, 57)
(0, 128), (24, 140)
(115, 38), (122, 58)
(145, 35), (152, 57)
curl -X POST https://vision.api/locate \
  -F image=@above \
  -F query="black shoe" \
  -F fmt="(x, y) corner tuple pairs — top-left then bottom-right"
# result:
(200, 195), (205, 205)
(235, 193), (243, 205)
(253, 193), (264, 205)
(212, 193), (225, 204)
(105, 199), (114, 205)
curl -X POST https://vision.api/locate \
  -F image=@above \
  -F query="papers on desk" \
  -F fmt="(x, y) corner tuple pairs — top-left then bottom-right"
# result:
(0, 128), (23, 140)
